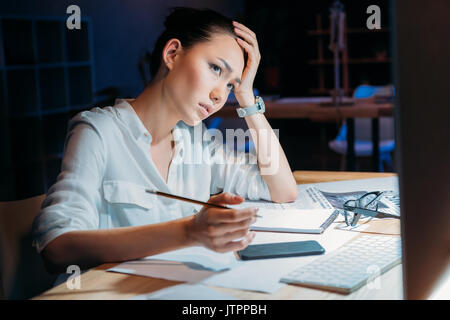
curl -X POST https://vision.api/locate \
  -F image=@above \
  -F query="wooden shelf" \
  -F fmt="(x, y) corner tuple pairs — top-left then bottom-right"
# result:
(306, 13), (392, 97)
(2, 61), (91, 70)
(309, 88), (354, 95)
(307, 28), (391, 36)
(0, 15), (95, 200)
(308, 58), (391, 65)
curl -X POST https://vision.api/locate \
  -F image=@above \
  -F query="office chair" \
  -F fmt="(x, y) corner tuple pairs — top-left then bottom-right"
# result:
(328, 85), (395, 171)
(0, 194), (57, 299)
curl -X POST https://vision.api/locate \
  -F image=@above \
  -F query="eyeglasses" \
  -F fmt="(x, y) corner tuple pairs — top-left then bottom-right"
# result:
(342, 191), (401, 227)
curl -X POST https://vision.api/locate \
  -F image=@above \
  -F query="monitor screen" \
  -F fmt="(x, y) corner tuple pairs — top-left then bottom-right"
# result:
(394, 0), (450, 300)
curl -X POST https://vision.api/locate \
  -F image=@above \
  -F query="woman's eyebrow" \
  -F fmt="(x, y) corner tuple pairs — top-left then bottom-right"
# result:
(218, 57), (241, 84)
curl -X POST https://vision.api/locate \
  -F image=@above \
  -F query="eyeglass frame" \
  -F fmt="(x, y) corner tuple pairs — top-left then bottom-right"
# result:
(342, 191), (401, 227)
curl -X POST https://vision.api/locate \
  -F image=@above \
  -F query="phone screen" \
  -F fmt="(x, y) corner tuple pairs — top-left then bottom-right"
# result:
(237, 240), (325, 260)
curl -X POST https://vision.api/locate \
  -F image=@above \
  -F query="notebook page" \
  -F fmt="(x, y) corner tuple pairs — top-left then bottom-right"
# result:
(252, 209), (334, 230)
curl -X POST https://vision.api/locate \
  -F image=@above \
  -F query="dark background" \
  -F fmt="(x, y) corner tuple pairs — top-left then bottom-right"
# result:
(0, 0), (393, 201)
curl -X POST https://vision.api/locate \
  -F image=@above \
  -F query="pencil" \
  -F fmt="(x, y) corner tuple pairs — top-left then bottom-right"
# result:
(145, 189), (262, 217)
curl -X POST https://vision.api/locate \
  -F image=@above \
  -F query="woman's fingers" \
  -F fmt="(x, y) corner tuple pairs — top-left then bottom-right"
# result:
(230, 21), (261, 104)
(233, 23), (261, 76)
(233, 22), (260, 53)
(203, 212), (257, 252)
(215, 231), (256, 253)
(234, 27), (256, 45)
(205, 207), (259, 223)
(208, 192), (244, 205)
(233, 21), (257, 40)
(205, 215), (257, 237)
(236, 38), (259, 62)
(194, 192), (259, 253)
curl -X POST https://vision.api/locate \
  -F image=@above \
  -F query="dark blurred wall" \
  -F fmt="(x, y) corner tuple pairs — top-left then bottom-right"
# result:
(0, 0), (245, 200)
(0, 0), (245, 98)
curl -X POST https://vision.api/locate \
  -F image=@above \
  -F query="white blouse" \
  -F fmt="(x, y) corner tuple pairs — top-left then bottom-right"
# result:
(32, 99), (271, 253)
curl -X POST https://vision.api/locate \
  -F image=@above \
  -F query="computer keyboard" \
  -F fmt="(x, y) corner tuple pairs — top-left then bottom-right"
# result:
(305, 187), (334, 210)
(280, 234), (402, 294)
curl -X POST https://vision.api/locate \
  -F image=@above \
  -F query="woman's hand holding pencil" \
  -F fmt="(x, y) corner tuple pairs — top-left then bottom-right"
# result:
(146, 190), (259, 253)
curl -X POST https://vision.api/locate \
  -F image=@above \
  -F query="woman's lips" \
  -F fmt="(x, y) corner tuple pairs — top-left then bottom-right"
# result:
(198, 103), (211, 116)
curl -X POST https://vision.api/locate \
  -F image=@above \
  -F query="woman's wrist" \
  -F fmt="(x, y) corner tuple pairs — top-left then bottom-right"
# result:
(236, 94), (256, 108)
(182, 215), (199, 247)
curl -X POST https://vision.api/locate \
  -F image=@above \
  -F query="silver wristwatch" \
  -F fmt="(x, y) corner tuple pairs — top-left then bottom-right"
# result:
(236, 96), (265, 117)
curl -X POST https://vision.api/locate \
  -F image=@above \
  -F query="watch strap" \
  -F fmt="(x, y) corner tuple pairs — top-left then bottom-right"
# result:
(236, 96), (265, 117)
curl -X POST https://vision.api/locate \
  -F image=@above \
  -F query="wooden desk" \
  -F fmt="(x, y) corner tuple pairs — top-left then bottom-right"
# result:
(216, 98), (394, 171)
(33, 171), (402, 300)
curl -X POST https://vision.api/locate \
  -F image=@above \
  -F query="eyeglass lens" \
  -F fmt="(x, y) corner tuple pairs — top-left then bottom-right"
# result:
(344, 210), (357, 226)
(358, 193), (379, 208)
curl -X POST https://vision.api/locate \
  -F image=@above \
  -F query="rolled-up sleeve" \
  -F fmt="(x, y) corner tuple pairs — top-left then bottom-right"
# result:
(207, 127), (271, 201)
(32, 115), (106, 253)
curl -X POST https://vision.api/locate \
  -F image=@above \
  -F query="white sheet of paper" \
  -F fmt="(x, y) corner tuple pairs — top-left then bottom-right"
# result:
(251, 209), (334, 231)
(307, 177), (399, 194)
(130, 283), (237, 300)
(144, 246), (242, 272)
(231, 177), (398, 212)
(108, 260), (218, 283)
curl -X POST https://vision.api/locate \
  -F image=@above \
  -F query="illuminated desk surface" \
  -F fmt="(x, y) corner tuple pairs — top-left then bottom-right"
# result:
(33, 171), (402, 300)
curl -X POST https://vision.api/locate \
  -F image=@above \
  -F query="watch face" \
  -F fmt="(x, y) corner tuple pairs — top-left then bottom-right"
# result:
(259, 98), (265, 112)
(237, 108), (246, 117)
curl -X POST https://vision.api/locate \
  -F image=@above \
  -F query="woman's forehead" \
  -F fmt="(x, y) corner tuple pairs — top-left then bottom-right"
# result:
(190, 33), (244, 71)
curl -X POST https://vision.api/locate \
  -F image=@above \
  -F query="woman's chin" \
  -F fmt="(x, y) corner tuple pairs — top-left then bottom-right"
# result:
(183, 116), (203, 127)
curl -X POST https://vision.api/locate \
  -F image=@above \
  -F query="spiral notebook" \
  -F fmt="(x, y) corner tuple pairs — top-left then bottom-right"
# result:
(250, 209), (339, 234)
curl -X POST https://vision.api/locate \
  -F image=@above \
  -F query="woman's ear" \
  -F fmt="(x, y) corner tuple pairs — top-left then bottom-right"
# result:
(162, 38), (183, 71)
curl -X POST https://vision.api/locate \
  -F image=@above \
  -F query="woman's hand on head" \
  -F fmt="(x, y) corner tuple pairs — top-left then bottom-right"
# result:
(185, 192), (258, 253)
(232, 21), (261, 107)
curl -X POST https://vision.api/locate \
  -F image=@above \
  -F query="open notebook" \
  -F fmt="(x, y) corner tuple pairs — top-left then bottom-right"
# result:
(250, 208), (339, 234)
(229, 186), (338, 234)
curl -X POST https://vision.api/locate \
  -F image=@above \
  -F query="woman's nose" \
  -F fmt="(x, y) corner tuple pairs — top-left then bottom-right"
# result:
(210, 95), (219, 104)
(210, 88), (226, 105)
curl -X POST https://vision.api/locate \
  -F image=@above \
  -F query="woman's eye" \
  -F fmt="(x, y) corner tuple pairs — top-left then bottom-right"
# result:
(227, 83), (234, 91)
(210, 64), (221, 75)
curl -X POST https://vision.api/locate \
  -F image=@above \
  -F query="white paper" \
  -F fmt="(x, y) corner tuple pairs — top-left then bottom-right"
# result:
(334, 220), (372, 232)
(251, 208), (334, 232)
(130, 283), (237, 300)
(109, 260), (218, 283)
(144, 246), (243, 272)
(230, 190), (324, 211)
(306, 177), (399, 194)
(202, 258), (293, 293)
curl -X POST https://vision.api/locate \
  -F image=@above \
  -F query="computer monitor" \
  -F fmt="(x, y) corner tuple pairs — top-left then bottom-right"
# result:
(394, 0), (450, 299)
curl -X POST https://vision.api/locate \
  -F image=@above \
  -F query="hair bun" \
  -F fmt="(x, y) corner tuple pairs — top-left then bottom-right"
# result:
(164, 7), (199, 30)
(149, 7), (234, 79)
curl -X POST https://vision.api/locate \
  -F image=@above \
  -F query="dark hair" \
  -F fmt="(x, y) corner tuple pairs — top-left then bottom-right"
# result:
(149, 7), (243, 79)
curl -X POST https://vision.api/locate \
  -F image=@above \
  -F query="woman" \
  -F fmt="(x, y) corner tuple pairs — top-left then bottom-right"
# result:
(32, 7), (297, 272)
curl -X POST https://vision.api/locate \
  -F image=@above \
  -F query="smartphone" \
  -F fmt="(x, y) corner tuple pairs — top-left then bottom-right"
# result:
(237, 240), (325, 260)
